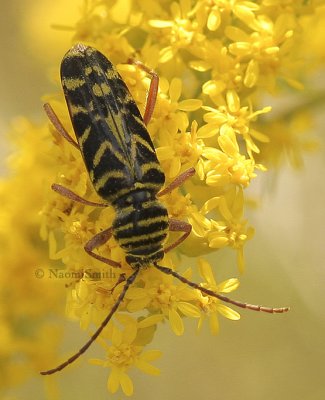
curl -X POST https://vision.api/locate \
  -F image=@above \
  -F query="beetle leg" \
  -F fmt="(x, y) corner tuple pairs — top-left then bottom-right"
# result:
(52, 183), (107, 207)
(44, 103), (80, 150)
(164, 218), (192, 254)
(84, 228), (121, 268)
(157, 168), (195, 197)
(130, 60), (159, 125)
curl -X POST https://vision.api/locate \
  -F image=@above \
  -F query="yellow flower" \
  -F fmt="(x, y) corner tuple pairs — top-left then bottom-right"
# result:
(196, 259), (240, 335)
(198, 92), (271, 160)
(0, 118), (65, 389)
(187, 186), (254, 272)
(256, 106), (319, 169)
(126, 262), (200, 336)
(149, 1), (205, 63)
(65, 269), (125, 330)
(89, 315), (161, 396)
(156, 119), (203, 178)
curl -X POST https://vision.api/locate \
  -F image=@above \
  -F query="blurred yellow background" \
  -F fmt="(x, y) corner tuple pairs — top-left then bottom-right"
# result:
(0, 1), (324, 400)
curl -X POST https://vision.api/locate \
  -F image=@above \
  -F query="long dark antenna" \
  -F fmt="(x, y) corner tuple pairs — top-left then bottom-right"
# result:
(155, 264), (289, 313)
(40, 268), (139, 375)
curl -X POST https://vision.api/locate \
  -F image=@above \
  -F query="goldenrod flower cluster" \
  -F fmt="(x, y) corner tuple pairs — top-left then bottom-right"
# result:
(1, 0), (324, 396)
(0, 119), (64, 391)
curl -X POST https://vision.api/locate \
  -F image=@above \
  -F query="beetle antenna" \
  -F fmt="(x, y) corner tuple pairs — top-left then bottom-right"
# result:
(40, 268), (139, 375)
(154, 264), (289, 314)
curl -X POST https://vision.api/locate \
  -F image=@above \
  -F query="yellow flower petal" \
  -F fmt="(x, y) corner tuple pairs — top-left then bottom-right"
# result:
(135, 359), (160, 376)
(169, 78), (182, 102)
(107, 369), (120, 394)
(111, 325), (122, 346)
(120, 372), (134, 396)
(197, 123), (218, 138)
(188, 212), (210, 237)
(137, 314), (164, 328)
(178, 99), (202, 111)
(177, 301), (201, 318)
(126, 287), (147, 299)
(209, 312), (219, 335)
(250, 128), (270, 143)
(148, 19), (173, 28)
(218, 134), (239, 157)
(200, 197), (220, 215)
(208, 234), (229, 248)
(217, 304), (240, 320)
(228, 41), (251, 56)
(198, 258), (216, 286)
(218, 197), (233, 221)
(141, 349), (162, 362)
(189, 60), (211, 71)
(244, 59), (259, 88)
(217, 278), (240, 293)
(127, 297), (151, 312)
(226, 89), (240, 113)
(202, 80), (226, 96)
(207, 9), (221, 31)
(159, 46), (174, 63)
(169, 308), (184, 336)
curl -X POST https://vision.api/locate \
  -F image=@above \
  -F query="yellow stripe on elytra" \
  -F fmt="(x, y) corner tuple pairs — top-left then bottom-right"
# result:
(105, 67), (119, 80)
(104, 115), (131, 159)
(100, 83), (110, 95)
(132, 114), (146, 129)
(93, 65), (110, 77)
(84, 66), (93, 76)
(92, 83), (102, 97)
(93, 170), (126, 191)
(62, 77), (85, 91)
(92, 82), (111, 97)
(92, 132), (130, 168)
(133, 133), (155, 154)
(92, 141), (120, 168)
(140, 161), (161, 175)
(69, 104), (88, 115)
(123, 92), (135, 105)
(93, 142), (109, 168)
(78, 126), (91, 148)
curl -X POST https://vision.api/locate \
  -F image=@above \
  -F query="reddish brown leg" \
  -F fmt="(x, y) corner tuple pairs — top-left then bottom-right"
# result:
(155, 265), (290, 314)
(131, 64), (195, 193)
(45, 105), (96, 207)
(158, 168), (196, 197)
(84, 228), (121, 268)
(52, 181), (117, 266)
(96, 272), (127, 295)
(107, 273), (126, 293)
(164, 218), (192, 254)
(131, 60), (159, 125)
(52, 183), (107, 207)
(52, 185), (118, 267)
(44, 103), (80, 150)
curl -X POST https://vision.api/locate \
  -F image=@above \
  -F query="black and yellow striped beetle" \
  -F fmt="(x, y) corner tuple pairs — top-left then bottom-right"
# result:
(41, 43), (289, 375)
